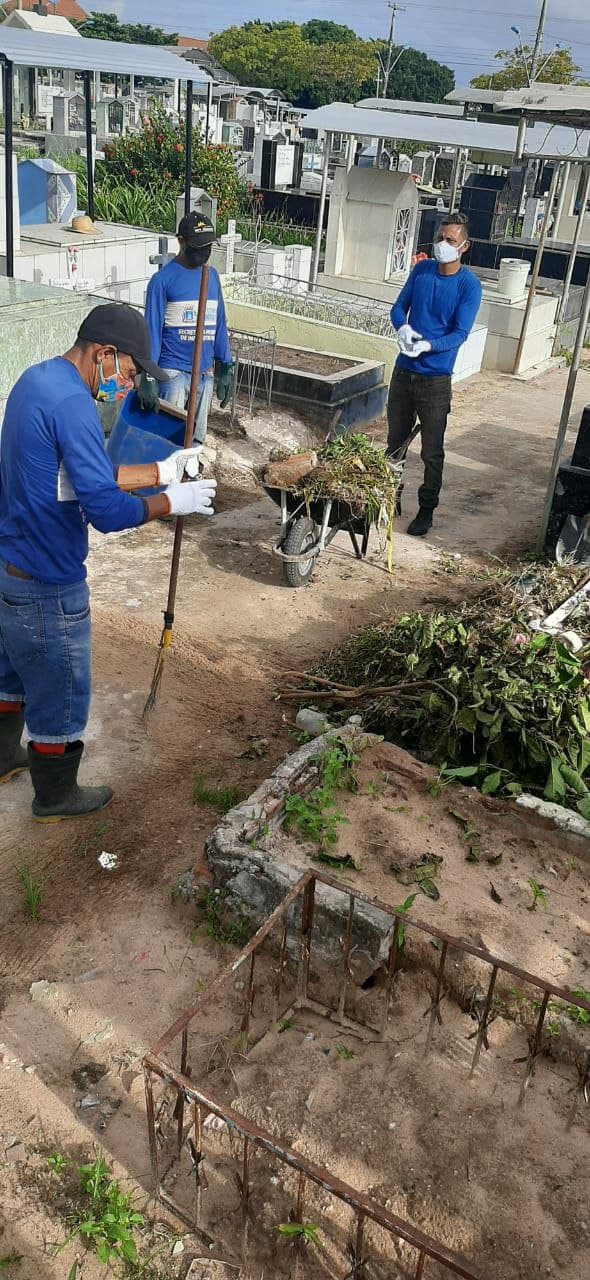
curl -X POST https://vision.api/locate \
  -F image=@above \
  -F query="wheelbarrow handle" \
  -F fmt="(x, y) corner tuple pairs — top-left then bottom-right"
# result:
(157, 399), (187, 423)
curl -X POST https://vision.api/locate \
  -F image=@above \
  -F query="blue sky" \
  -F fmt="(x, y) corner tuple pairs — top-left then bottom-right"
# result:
(90, 1), (590, 83)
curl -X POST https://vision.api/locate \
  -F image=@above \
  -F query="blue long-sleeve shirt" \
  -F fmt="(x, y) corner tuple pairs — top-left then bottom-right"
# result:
(145, 260), (232, 376)
(391, 259), (482, 377)
(0, 358), (146, 585)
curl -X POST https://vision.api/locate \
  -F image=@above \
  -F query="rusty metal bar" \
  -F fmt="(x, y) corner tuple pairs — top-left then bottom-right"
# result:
(469, 966), (498, 1078)
(567, 1049), (590, 1132)
(176, 1026), (188, 1155)
(241, 1135), (251, 1259)
(150, 874), (314, 1057)
(241, 951), (256, 1051)
(353, 1212), (366, 1279)
(518, 989), (550, 1107)
(143, 1064), (483, 1280)
(337, 893), (355, 1022)
(424, 942), (448, 1056)
(193, 1100), (203, 1225)
(274, 917), (290, 1021)
(297, 876), (316, 1001)
(415, 1250), (427, 1279)
(380, 917), (401, 1040)
(143, 1069), (161, 1201)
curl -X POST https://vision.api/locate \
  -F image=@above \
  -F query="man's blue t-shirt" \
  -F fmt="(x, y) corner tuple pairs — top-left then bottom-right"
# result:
(145, 261), (233, 376)
(0, 357), (145, 586)
(391, 260), (482, 377)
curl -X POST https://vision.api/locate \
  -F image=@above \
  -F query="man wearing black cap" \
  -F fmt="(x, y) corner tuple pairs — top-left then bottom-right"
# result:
(141, 212), (234, 436)
(0, 302), (216, 822)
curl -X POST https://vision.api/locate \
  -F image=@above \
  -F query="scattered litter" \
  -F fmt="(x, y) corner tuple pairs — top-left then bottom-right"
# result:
(5, 1140), (26, 1164)
(305, 1090), (315, 1112)
(238, 737), (269, 760)
(296, 707), (333, 737)
(390, 854), (443, 900)
(72, 1062), (108, 1090)
(98, 851), (119, 871)
(71, 968), (104, 984)
(29, 980), (57, 1002)
(87, 1020), (114, 1044)
(80, 1094), (101, 1110)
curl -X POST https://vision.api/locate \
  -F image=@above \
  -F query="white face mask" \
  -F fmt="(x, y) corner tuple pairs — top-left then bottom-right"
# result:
(433, 238), (464, 264)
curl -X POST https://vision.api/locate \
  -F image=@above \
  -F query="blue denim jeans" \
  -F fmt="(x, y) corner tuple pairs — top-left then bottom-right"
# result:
(159, 369), (214, 444)
(0, 562), (91, 743)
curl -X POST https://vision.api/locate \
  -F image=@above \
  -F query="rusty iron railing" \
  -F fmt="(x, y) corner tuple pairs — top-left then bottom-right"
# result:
(144, 871), (589, 1279)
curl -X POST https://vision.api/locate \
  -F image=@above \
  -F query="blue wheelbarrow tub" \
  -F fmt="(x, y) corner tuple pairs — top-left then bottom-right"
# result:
(106, 391), (186, 495)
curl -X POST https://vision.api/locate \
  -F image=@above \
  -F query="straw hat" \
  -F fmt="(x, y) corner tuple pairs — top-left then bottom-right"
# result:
(70, 214), (101, 235)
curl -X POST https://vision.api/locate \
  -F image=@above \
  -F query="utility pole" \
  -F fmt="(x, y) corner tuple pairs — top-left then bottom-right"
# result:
(382, 2), (406, 99)
(515, 0), (549, 158)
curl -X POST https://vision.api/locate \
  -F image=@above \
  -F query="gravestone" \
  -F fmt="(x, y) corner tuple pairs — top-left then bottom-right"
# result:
(323, 167), (419, 285)
(18, 157), (77, 226)
(107, 98), (124, 136)
(121, 96), (138, 129)
(53, 92), (85, 136)
(175, 187), (218, 233)
(220, 219), (242, 274)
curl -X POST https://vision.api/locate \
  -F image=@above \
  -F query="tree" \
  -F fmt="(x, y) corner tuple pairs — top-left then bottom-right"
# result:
(210, 22), (455, 108)
(301, 20), (357, 46)
(74, 12), (176, 45)
(365, 43), (454, 102)
(471, 44), (582, 90)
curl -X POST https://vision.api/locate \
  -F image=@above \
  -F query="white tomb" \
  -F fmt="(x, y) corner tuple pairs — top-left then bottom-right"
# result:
(320, 167), (419, 302)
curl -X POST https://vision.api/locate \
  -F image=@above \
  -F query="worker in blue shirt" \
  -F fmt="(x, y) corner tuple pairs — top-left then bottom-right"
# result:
(0, 303), (216, 822)
(140, 212), (234, 438)
(387, 212), (482, 537)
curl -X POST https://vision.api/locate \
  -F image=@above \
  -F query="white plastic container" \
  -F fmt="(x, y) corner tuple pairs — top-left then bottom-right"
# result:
(498, 258), (530, 302)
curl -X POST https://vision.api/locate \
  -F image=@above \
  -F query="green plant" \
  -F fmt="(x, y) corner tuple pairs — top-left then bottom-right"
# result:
(336, 1043), (355, 1059)
(393, 893), (417, 947)
(284, 739), (357, 853)
(277, 1222), (321, 1247)
(0, 1254), (23, 1272)
(16, 861), (43, 921)
(52, 1154), (145, 1269)
(47, 1153), (70, 1176)
(567, 987), (590, 1026)
(193, 774), (244, 814)
(527, 877), (548, 912)
(277, 1017), (295, 1033)
(197, 888), (248, 946)
(301, 570), (590, 813)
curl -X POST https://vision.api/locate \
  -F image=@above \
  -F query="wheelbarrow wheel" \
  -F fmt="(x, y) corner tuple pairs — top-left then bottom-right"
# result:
(282, 516), (319, 588)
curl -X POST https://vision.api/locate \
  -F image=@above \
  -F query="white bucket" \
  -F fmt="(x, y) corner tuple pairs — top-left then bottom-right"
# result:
(498, 258), (530, 302)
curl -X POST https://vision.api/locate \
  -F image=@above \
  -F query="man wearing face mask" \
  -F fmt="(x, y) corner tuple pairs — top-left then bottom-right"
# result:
(387, 212), (482, 537)
(0, 303), (216, 821)
(140, 212), (234, 436)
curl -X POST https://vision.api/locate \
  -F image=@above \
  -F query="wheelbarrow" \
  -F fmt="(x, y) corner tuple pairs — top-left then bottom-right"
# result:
(265, 485), (372, 588)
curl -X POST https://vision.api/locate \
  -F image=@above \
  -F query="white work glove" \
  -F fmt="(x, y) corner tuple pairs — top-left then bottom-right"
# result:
(164, 478), (217, 517)
(156, 448), (203, 485)
(405, 340), (432, 359)
(397, 323), (422, 355)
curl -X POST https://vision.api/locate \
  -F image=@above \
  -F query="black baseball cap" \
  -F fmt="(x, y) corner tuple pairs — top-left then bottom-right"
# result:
(178, 211), (216, 247)
(77, 303), (167, 381)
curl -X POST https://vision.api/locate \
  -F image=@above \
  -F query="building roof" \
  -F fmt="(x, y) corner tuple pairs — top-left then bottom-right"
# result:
(494, 84), (590, 131)
(0, 0), (87, 18)
(358, 97), (462, 118)
(446, 88), (505, 106)
(176, 36), (209, 50)
(165, 44), (236, 83)
(0, 26), (210, 82)
(3, 9), (80, 35)
(301, 101), (590, 161)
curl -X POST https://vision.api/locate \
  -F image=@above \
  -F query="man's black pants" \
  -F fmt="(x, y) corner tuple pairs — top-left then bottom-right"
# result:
(386, 367), (452, 512)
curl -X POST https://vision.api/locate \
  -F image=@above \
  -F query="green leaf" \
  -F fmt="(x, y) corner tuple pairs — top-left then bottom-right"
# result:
(577, 796), (590, 820)
(456, 707), (477, 733)
(530, 633), (549, 650)
(481, 770), (502, 795)
(67, 1265), (78, 1280)
(419, 877), (440, 901)
(443, 765), (479, 779)
(545, 757), (566, 801)
(579, 739), (590, 777)
(465, 847), (480, 864)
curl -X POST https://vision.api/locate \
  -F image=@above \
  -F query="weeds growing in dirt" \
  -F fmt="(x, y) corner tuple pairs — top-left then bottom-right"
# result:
(568, 987), (590, 1026)
(16, 861), (43, 921)
(0, 1253), (23, 1272)
(336, 1044), (355, 1059)
(284, 739), (357, 854)
(196, 888), (248, 946)
(527, 877), (548, 912)
(277, 1221), (321, 1247)
(393, 893), (418, 948)
(193, 774), (244, 814)
(50, 1153), (145, 1270)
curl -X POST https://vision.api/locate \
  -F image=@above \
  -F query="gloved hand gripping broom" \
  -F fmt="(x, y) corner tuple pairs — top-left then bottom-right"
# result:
(143, 264), (210, 719)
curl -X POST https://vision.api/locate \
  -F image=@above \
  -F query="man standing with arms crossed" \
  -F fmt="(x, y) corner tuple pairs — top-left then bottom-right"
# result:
(387, 212), (482, 537)
(139, 212), (234, 436)
(0, 303), (215, 821)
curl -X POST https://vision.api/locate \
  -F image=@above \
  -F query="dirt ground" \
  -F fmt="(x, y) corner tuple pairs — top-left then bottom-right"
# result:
(1, 365), (589, 1279)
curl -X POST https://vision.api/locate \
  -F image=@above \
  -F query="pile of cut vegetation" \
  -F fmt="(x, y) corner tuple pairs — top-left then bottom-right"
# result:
(263, 434), (398, 559)
(280, 568), (590, 814)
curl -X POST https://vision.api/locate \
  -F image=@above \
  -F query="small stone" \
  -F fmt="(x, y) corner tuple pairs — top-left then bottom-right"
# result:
(6, 1140), (26, 1164)
(80, 1094), (101, 1110)
(24, 1066), (36, 1075)
(98, 851), (119, 871)
(296, 707), (332, 737)
(388, 1122), (396, 1131)
(305, 1091), (315, 1112)
(29, 980), (57, 1002)
(304, 1032), (315, 1041)
(172, 1241), (185, 1257)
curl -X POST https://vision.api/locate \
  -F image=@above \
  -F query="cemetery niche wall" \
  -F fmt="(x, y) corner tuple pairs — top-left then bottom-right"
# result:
(320, 167), (419, 302)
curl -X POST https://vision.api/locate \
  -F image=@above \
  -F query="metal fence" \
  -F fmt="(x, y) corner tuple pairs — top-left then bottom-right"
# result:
(144, 870), (589, 1279)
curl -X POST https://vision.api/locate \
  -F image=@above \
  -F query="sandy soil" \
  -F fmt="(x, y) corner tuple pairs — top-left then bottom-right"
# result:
(273, 347), (355, 376)
(1, 366), (590, 1278)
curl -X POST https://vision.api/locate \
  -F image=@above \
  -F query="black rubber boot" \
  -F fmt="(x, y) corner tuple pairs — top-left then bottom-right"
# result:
(407, 508), (433, 537)
(0, 710), (28, 784)
(28, 741), (113, 823)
